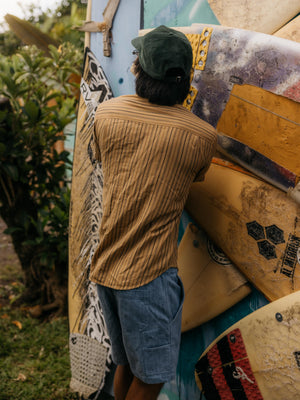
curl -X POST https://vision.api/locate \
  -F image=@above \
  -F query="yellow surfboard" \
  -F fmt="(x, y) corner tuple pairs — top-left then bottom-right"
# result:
(195, 290), (300, 400)
(274, 15), (300, 43)
(185, 159), (300, 302)
(216, 84), (300, 176)
(178, 223), (251, 332)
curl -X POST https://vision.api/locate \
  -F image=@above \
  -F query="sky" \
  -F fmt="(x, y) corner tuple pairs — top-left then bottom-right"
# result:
(0, 0), (60, 31)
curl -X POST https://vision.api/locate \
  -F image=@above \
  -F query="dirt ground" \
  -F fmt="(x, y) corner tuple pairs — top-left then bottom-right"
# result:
(0, 218), (21, 275)
(0, 218), (23, 306)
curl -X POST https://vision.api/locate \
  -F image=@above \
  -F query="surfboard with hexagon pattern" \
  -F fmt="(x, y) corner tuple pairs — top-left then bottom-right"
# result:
(185, 158), (300, 302)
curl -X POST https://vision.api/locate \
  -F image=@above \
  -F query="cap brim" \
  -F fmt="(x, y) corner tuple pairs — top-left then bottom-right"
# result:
(131, 36), (143, 51)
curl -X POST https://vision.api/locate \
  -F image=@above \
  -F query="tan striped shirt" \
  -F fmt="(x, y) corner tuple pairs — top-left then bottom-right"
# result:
(90, 95), (217, 289)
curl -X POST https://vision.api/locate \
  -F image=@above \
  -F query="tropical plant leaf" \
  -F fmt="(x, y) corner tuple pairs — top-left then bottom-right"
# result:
(23, 100), (41, 123)
(4, 14), (59, 56)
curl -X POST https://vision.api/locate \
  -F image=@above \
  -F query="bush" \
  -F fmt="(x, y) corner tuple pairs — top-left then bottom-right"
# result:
(0, 43), (82, 313)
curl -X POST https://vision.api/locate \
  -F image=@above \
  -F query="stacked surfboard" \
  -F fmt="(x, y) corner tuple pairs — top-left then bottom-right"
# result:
(68, 1), (300, 399)
(206, 0), (300, 36)
(174, 21), (300, 400)
(142, 4), (300, 399)
(194, 291), (300, 400)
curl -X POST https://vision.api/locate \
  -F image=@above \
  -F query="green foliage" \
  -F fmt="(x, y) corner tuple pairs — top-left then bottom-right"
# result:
(48, 1), (86, 50)
(0, 0), (85, 56)
(0, 30), (23, 57)
(0, 43), (82, 302)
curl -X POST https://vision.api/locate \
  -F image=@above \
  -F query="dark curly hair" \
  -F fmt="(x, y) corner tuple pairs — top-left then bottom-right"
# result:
(132, 57), (191, 106)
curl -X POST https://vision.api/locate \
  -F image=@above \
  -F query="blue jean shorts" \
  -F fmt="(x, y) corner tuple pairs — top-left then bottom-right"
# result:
(97, 268), (184, 384)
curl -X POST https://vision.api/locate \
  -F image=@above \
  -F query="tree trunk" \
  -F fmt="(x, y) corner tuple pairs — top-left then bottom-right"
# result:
(0, 202), (67, 316)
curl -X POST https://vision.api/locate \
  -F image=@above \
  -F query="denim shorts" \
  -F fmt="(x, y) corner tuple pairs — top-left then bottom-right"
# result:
(96, 268), (184, 384)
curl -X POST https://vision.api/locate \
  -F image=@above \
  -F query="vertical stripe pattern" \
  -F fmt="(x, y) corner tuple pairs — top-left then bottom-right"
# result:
(195, 328), (263, 400)
(90, 95), (217, 289)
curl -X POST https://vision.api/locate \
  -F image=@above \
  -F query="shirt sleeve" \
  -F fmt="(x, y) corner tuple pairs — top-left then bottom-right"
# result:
(194, 133), (217, 182)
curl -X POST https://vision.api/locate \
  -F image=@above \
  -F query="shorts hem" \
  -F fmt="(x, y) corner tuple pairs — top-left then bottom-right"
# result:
(132, 370), (175, 385)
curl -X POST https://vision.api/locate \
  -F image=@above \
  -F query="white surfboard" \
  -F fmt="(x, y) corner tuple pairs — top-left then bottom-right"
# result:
(195, 290), (300, 400)
(207, 0), (300, 34)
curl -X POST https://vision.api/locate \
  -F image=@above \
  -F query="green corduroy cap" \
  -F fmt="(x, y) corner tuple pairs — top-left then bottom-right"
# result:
(131, 25), (193, 82)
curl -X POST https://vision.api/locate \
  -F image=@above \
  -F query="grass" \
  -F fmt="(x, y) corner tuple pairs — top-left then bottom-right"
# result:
(0, 221), (114, 400)
(0, 221), (77, 400)
(0, 259), (24, 281)
(0, 303), (77, 400)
